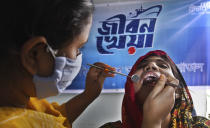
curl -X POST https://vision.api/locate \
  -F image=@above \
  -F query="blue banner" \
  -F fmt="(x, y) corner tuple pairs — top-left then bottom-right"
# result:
(66, 0), (210, 93)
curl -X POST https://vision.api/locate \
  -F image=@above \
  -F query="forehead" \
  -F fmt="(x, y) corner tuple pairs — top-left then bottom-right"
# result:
(138, 56), (171, 67)
(73, 16), (93, 46)
(142, 56), (167, 62)
(61, 16), (93, 48)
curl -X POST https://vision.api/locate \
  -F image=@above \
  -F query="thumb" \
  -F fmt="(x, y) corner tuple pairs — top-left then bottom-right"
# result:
(149, 74), (167, 98)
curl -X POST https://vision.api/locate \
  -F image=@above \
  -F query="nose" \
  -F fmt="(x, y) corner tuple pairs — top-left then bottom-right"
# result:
(144, 62), (158, 71)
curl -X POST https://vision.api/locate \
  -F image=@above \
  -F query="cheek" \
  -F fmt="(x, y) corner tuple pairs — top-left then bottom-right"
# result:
(59, 47), (77, 59)
(134, 81), (143, 93)
(67, 48), (78, 59)
(133, 69), (144, 93)
(134, 69), (144, 78)
(167, 70), (176, 79)
(169, 71), (175, 78)
(160, 69), (175, 78)
(37, 54), (54, 76)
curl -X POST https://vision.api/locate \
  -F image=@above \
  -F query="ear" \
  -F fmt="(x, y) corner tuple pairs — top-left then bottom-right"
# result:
(21, 36), (47, 75)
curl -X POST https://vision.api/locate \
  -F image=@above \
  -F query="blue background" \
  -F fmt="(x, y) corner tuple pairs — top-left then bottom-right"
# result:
(66, 0), (210, 92)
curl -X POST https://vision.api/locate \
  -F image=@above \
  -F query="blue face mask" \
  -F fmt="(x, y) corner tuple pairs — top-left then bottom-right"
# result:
(33, 44), (82, 99)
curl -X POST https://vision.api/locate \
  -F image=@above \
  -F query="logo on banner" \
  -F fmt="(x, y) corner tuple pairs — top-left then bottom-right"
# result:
(189, 1), (210, 14)
(96, 5), (162, 54)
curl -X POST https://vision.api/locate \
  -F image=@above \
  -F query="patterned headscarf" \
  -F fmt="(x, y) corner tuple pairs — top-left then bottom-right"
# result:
(121, 50), (210, 128)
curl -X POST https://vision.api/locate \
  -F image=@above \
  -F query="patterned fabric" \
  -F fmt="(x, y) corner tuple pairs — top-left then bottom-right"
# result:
(169, 85), (210, 128)
(100, 50), (210, 128)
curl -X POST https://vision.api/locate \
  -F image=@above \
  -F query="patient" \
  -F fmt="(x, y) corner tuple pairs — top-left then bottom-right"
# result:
(100, 50), (210, 128)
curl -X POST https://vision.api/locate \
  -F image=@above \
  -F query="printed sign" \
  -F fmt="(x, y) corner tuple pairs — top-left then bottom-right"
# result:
(65, 0), (210, 93)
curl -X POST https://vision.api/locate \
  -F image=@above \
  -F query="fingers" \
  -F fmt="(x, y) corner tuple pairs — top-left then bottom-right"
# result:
(85, 62), (116, 98)
(161, 85), (176, 98)
(142, 74), (176, 123)
(91, 62), (116, 77)
(145, 75), (176, 117)
(157, 85), (176, 110)
(86, 62), (116, 83)
(159, 69), (179, 89)
(149, 74), (167, 98)
(166, 76), (179, 89)
(149, 74), (178, 98)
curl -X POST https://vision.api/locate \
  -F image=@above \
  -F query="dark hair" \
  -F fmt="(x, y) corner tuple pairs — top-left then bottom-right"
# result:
(1, 0), (94, 56)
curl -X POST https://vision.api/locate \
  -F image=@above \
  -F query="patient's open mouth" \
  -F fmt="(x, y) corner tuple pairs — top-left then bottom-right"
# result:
(142, 72), (180, 88)
(143, 72), (159, 86)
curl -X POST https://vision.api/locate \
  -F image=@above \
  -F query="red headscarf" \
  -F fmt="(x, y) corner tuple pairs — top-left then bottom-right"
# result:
(121, 50), (167, 128)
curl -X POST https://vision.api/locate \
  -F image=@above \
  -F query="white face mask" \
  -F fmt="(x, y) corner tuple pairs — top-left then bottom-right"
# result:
(33, 44), (82, 99)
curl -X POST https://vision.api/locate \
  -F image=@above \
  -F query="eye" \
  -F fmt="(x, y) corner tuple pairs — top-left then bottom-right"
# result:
(158, 63), (168, 69)
(137, 61), (148, 69)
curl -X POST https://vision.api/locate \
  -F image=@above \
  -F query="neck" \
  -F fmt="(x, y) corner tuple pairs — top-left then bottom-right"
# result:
(0, 86), (29, 108)
(0, 78), (30, 108)
(0, 56), (33, 108)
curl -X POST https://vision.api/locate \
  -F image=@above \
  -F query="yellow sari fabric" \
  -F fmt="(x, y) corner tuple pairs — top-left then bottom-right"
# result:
(0, 97), (72, 128)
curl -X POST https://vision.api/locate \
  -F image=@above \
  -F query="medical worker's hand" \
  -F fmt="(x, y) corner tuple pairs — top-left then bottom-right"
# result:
(141, 74), (176, 128)
(84, 62), (116, 99)
(65, 62), (115, 124)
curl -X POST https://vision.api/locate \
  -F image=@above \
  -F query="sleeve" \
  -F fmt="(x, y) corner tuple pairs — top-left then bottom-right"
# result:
(51, 102), (72, 128)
